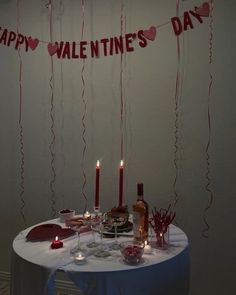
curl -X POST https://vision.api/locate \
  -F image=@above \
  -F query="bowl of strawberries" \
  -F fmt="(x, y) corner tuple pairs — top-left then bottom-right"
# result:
(120, 240), (144, 265)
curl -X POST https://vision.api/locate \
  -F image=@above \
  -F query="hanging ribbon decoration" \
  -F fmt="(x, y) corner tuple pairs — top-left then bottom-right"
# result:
(172, 0), (181, 209)
(80, 0), (88, 213)
(122, 1), (131, 198)
(202, 0), (214, 238)
(48, 0), (57, 218)
(17, 0), (26, 227)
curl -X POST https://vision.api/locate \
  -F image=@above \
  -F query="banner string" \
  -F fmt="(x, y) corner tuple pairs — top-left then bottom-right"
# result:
(202, 0), (214, 238)
(17, 0), (26, 228)
(48, 0), (57, 218)
(80, 0), (88, 213)
(23, 14), (183, 46)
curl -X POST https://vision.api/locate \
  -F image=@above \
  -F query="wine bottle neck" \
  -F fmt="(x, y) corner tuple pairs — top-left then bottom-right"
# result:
(137, 194), (144, 200)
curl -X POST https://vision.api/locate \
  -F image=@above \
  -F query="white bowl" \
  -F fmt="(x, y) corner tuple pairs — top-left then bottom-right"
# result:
(59, 209), (75, 222)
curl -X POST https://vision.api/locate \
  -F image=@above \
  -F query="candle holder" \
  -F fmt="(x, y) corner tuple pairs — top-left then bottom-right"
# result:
(149, 204), (175, 250)
(83, 211), (91, 220)
(93, 206), (100, 214)
(144, 240), (152, 254)
(154, 227), (169, 250)
(74, 251), (87, 265)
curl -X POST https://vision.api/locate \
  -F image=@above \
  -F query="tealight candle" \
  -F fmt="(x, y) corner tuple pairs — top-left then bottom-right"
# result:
(74, 251), (87, 265)
(84, 210), (91, 220)
(51, 236), (63, 249)
(144, 240), (152, 254)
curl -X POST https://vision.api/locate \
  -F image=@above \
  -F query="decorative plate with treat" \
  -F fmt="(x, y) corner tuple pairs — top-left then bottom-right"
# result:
(105, 205), (133, 235)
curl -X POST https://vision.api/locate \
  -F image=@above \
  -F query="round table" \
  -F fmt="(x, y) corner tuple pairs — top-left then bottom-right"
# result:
(11, 218), (190, 295)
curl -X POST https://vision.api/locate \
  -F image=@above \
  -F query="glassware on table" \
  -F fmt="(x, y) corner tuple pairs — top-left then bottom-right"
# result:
(70, 227), (83, 254)
(109, 213), (127, 250)
(94, 213), (113, 258)
(74, 250), (87, 265)
(86, 214), (101, 248)
(66, 218), (87, 255)
(155, 226), (170, 250)
(120, 240), (144, 265)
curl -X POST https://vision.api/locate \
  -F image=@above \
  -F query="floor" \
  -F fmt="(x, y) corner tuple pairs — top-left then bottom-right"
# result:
(0, 280), (81, 295)
(0, 281), (9, 295)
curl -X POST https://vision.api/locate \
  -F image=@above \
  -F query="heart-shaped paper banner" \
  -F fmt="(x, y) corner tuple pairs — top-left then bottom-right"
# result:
(195, 2), (210, 17)
(143, 26), (157, 41)
(48, 42), (58, 56)
(28, 37), (39, 51)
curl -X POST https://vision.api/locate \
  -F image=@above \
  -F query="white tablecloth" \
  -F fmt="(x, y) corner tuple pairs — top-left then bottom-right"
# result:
(11, 219), (190, 295)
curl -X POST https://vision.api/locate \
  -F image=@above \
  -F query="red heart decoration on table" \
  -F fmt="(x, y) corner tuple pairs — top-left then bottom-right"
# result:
(47, 42), (58, 56)
(28, 37), (39, 51)
(195, 2), (210, 17)
(143, 26), (157, 41)
(26, 224), (76, 241)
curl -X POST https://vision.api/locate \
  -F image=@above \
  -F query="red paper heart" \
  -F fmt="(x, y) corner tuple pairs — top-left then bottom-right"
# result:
(26, 223), (76, 241)
(195, 2), (210, 17)
(143, 26), (157, 41)
(28, 37), (39, 51)
(47, 42), (58, 56)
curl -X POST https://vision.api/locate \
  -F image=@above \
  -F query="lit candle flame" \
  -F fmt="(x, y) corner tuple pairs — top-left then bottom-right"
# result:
(96, 160), (100, 168)
(84, 210), (91, 219)
(55, 236), (58, 241)
(120, 160), (124, 167)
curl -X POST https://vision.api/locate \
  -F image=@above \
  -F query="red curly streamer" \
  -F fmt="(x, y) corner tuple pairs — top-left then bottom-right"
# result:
(48, 0), (57, 218)
(80, 0), (88, 213)
(202, 0), (214, 238)
(172, 0), (181, 209)
(17, 0), (26, 227)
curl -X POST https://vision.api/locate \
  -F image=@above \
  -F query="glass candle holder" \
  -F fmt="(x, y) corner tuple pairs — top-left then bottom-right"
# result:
(74, 251), (87, 265)
(155, 227), (169, 250)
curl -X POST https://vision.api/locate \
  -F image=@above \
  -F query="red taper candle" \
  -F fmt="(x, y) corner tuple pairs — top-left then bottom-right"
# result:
(119, 160), (124, 207)
(95, 160), (100, 208)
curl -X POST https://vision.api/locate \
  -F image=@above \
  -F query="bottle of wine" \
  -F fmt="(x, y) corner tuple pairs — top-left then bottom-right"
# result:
(132, 183), (149, 242)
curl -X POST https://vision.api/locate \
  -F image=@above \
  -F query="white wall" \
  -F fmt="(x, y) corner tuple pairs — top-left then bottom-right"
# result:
(0, 1), (235, 294)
